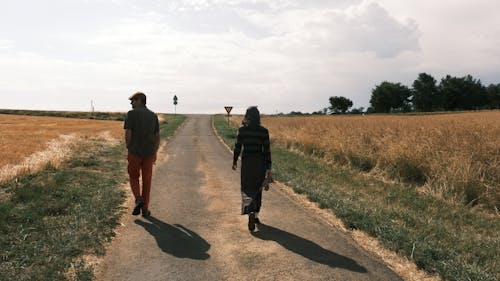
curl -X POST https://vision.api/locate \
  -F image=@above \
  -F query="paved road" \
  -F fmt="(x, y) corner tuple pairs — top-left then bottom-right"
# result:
(97, 115), (402, 281)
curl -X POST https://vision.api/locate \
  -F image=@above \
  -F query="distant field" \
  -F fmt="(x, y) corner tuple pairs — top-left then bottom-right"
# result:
(0, 114), (124, 182)
(232, 111), (500, 210)
(0, 109), (125, 121)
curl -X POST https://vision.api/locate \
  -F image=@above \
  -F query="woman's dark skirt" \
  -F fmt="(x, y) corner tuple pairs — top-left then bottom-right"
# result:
(240, 154), (266, 215)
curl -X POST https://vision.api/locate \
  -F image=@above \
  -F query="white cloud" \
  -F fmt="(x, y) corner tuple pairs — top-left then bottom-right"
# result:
(243, 1), (419, 58)
(373, 0), (500, 79)
(0, 40), (15, 50)
(0, 0), (499, 113)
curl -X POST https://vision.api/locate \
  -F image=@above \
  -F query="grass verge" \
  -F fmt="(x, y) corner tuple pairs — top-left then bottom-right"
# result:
(214, 115), (499, 281)
(0, 114), (185, 281)
(159, 114), (187, 139)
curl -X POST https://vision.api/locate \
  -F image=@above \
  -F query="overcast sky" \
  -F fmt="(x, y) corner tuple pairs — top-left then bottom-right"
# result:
(1, 0), (499, 114)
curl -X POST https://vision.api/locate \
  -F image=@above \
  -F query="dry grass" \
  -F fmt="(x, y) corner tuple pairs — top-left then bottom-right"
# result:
(217, 115), (499, 280)
(0, 114), (123, 182)
(232, 111), (500, 210)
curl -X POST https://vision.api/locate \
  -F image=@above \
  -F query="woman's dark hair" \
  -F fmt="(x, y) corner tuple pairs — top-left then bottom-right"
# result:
(244, 106), (260, 128)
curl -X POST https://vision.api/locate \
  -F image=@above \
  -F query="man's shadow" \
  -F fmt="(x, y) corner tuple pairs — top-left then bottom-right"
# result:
(251, 224), (367, 273)
(135, 216), (210, 260)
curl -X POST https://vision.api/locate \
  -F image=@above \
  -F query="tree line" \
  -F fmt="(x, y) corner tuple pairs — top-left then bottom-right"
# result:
(369, 73), (500, 113)
(281, 73), (500, 115)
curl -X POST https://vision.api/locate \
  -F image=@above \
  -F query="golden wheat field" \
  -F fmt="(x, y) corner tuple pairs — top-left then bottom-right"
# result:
(0, 114), (123, 182)
(233, 111), (500, 210)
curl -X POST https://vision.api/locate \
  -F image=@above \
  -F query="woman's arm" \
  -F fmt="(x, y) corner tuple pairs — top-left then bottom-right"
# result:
(263, 129), (272, 170)
(232, 128), (243, 170)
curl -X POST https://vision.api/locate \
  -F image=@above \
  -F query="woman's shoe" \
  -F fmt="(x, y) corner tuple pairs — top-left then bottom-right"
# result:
(248, 213), (256, 231)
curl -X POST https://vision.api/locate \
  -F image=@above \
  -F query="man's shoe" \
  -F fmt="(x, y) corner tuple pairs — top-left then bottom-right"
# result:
(132, 199), (144, 216)
(142, 209), (151, 217)
(248, 213), (256, 232)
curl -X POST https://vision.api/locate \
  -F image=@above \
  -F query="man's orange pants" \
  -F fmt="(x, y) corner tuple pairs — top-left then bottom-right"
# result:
(127, 152), (156, 210)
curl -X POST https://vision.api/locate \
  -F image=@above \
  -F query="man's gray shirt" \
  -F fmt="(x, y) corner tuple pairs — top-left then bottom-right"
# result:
(124, 105), (159, 158)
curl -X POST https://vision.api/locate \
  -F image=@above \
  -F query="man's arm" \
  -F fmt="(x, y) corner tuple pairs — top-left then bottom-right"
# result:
(154, 131), (160, 153)
(125, 129), (132, 149)
(124, 110), (133, 149)
(154, 116), (160, 153)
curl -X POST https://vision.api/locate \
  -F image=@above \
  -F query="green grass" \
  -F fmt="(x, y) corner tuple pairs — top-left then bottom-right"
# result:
(0, 140), (126, 281)
(159, 114), (187, 139)
(0, 113), (186, 281)
(213, 114), (500, 281)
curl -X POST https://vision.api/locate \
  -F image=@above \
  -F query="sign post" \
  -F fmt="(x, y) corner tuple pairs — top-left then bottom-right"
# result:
(173, 95), (178, 114)
(224, 106), (233, 126)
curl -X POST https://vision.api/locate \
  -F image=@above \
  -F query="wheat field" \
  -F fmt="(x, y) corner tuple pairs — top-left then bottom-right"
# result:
(232, 111), (500, 210)
(0, 114), (123, 182)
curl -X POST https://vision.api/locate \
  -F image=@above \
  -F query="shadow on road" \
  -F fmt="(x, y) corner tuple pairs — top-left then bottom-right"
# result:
(135, 216), (210, 260)
(251, 223), (367, 273)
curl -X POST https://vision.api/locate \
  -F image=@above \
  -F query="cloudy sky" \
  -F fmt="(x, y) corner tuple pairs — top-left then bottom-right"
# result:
(1, 0), (499, 114)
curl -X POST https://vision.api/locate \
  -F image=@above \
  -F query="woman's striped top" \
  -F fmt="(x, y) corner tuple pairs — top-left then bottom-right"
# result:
(233, 125), (272, 170)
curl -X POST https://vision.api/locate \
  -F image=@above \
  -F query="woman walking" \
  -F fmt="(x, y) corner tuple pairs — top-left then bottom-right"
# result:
(232, 107), (273, 232)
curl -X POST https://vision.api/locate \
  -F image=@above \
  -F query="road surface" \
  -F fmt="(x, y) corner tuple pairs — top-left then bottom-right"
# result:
(96, 115), (402, 281)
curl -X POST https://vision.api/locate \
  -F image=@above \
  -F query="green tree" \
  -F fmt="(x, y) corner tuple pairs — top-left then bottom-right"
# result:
(439, 75), (487, 110)
(486, 83), (500, 109)
(439, 75), (462, 110)
(370, 82), (412, 113)
(312, 108), (328, 115)
(349, 107), (365, 114)
(328, 96), (353, 114)
(412, 73), (440, 112)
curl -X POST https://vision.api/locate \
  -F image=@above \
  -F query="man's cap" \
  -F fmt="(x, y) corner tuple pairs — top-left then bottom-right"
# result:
(128, 92), (146, 100)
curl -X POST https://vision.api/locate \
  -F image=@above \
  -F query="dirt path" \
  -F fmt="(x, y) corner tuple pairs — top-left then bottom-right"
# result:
(96, 115), (402, 281)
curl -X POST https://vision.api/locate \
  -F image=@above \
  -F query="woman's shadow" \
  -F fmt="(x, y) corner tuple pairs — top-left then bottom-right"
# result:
(135, 216), (210, 260)
(251, 223), (367, 273)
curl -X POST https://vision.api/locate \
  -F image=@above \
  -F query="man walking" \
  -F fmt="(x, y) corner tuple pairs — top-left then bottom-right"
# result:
(124, 92), (160, 217)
